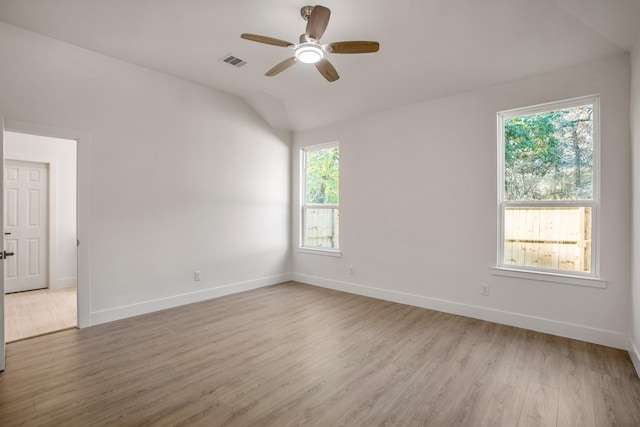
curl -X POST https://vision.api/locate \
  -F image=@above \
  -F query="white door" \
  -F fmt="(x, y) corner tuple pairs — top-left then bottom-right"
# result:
(4, 160), (49, 293)
(1, 117), (6, 371)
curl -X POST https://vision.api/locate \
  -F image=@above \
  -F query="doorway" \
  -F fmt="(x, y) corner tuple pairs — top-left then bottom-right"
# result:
(3, 131), (77, 341)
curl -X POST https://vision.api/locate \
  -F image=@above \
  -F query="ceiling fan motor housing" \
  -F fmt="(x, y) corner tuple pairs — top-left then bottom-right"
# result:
(300, 6), (315, 21)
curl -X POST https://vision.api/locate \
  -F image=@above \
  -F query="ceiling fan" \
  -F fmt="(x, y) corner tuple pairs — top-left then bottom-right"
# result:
(241, 5), (379, 82)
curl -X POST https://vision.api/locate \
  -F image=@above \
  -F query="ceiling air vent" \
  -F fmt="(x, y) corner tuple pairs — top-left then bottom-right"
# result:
(221, 54), (247, 68)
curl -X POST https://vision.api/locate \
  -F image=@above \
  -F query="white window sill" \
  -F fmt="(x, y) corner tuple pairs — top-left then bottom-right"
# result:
(491, 267), (607, 289)
(298, 247), (342, 257)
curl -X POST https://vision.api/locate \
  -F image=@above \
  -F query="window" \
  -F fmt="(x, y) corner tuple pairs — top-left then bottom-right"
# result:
(301, 142), (339, 252)
(497, 96), (599, 277)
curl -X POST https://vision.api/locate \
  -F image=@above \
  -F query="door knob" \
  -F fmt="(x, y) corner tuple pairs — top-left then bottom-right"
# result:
(0, 251), (14, 260)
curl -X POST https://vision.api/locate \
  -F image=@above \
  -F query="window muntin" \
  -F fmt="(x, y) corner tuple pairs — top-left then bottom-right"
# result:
(498, 96), (599, 276)
(301, 142), (339, 251)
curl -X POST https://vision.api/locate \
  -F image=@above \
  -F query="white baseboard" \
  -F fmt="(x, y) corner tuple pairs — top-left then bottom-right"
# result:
(50, 277), (77, 289)
(292, 273), (629, 350)
(90, 273), (292, 326)
(630, 339), (640, 379)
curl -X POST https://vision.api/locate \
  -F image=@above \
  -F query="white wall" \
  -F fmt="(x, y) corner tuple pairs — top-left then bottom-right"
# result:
(0, 22), (291, 324)
(292, 54), (631, 349)
(630, 37), (640, 370)
(5, 131), (77, 289)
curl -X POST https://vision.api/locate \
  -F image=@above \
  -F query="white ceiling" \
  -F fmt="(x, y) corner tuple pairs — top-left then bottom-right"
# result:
(0, 0), (638, 131)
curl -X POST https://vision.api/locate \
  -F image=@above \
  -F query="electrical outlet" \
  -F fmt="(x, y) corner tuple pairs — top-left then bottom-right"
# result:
(194, 271), (201, 281)
(481, 283), (490, 296)
(349, 265), (355, 275)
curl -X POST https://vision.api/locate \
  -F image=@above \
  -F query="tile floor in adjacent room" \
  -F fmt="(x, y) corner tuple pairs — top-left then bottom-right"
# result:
(4, 287), (76, 342)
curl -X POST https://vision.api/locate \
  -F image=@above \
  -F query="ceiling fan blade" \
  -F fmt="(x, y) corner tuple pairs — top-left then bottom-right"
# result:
(305, 5), (331, 41)
(315, 59), (339, 82)
(265, 57), (298, 76)
(241, 33), (294, 48)
(327, 41), (380, 54)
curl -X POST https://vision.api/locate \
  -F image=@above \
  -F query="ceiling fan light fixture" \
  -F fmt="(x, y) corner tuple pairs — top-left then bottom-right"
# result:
(295, 43), (324, 64)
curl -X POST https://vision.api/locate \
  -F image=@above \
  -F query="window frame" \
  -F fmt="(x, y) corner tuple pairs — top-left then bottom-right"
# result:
(496, 95), (602, 283)
(299, 141), (341, 256)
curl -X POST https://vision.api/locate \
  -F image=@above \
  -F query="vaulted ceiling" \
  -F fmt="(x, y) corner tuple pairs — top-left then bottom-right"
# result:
(0, 0), (638, 131)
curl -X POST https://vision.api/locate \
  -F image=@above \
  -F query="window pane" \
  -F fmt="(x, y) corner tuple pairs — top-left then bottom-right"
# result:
(503, 207), (592, 273)
(304, 208), (339, 249)
(504, 104), (593, 201)
(306, 147), (339, 205)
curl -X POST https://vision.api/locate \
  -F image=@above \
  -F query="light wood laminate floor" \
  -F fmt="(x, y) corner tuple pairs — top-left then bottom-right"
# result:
(4, 287), (77, 342)
(0, 282), (638, 426)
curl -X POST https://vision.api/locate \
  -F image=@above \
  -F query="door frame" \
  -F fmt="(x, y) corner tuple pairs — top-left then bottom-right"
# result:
(1, 117), (5, 370)
(3, 119), (91, 328)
